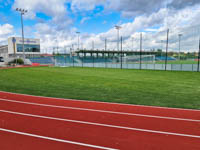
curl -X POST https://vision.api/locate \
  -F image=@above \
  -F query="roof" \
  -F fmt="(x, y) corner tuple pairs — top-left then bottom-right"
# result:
(40, 54), (53, 57)
(0, 45), (8, 48)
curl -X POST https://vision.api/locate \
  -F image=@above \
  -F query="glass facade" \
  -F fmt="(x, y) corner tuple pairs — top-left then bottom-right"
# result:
(0, 57), (4, 62)
(17, 44), (40, 53)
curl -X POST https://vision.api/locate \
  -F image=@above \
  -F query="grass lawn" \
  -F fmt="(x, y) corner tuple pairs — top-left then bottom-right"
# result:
(155, 60), (198, 64)
(130, 60), (198, 64)
(0, 67), (200, 109)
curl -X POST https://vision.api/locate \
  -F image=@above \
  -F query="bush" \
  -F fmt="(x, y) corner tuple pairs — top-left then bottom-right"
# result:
(8, 58), (24, 65)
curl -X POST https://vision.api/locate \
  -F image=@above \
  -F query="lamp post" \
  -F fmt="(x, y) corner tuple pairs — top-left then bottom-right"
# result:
(132, 37), (134, 51)
(115, 25), (121, 51)
(92, 41), (94, 50)
(161, 40), (164, 57)
(198, 37), (200, 72)
(16, 8), (28, 60)
(178, 34), (183, 60)
(76, 32), (80, 50)
(72, 44), (75, 67)
(140, 33), (142, 69)
(165, 29), (169, 71)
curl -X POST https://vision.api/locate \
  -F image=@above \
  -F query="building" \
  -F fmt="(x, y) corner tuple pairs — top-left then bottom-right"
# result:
(0, 45), (8, 60)
(0, 37), (41, 60)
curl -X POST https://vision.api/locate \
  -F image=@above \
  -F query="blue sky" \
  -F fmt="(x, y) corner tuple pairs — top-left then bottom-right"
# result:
(1, 0), (200, 52)
(0, 0), (131, 34)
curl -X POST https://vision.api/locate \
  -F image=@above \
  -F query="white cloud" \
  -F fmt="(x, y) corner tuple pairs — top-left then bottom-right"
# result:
(78, 6), (200, 52)
(13, 0), (67, 18)
(34, 6), (200, 53)
(70, 0), (106, 12)
(0, 24), (14, 44)
(80, 17), (91, 24)
(0, 24), (13, 35)
(10, 0), (200, 53)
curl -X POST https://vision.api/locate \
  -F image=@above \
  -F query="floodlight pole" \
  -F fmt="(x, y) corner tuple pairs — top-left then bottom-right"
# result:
(132, 37), (134, 51)
(160, 40), (164, 57)
(197, 37), (200, 72)
(178, 34), (183, 60)
(165, 29), (169, 71)
(140, 33), (142, 70)
(115, 25), (121, 51)
(76, 32), (80, 50)
(16, 8), (27, 60)
(121, 36), (123, 69)
(72, 44), (75, 67)
(21, 12), (25, 60)
(105, 38), (107, 51)
(92, 41), (94, 50)
(105, 38), (107, 68)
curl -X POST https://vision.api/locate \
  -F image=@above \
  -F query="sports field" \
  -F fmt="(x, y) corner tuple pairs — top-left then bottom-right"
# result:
(0, 67), (200, 109)
(156, 60), (198, 64)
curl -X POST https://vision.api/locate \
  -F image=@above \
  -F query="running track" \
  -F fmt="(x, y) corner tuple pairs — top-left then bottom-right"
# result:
(0, 91), (200, 150)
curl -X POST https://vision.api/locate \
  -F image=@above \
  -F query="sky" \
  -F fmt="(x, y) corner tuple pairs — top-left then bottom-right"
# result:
(1, 0), (200, 53)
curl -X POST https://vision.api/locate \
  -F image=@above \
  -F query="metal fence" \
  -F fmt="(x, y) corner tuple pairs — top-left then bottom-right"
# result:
(53, 25), (200, 72)
(54, 56), (200, 72)
(28, 25), (200, 72)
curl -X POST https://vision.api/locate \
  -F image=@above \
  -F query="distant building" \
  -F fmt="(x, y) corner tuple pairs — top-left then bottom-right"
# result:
(0, 45), (8, 60)
(0, 37), (41, 60)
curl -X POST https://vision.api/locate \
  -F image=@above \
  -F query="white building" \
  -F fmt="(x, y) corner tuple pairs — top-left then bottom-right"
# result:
(0, 37), (41, 60)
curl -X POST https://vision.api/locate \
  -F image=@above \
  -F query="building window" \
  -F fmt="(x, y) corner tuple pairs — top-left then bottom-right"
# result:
(17, 44), (40, 52)
(0, 57), (4, 62)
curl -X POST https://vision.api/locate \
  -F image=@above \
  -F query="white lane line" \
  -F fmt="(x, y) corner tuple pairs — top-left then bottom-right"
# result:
(0, 98), (199, 122)
(0, 128), (118, 150)
(1, 90), (200, 112)
(0, 109), (200, 139)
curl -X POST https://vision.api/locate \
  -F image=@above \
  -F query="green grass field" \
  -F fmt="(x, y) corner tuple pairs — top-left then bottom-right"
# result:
(0, 67), (200, 109)
(131, 60), (198, 64)
(156, 60), (198, 64)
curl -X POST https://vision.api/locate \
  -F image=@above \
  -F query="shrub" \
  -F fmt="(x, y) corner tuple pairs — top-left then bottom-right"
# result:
(8, 58), (24, 65)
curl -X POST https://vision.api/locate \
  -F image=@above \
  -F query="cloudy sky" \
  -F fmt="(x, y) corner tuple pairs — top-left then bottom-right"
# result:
(1, 0), (200, 53)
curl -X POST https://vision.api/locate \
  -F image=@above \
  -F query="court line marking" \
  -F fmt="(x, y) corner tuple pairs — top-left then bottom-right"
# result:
(0, 98), (199, 122)
(0, 128), (118, 150)
(0, 109), (200, 139)
(0, 90), (200, 112)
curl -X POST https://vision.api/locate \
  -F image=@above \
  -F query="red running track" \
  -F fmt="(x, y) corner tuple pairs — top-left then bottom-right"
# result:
(0, 91), (200, 150)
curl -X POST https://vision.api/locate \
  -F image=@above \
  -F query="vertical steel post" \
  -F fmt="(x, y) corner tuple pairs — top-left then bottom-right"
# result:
(132, 37), (134, 51)
(121, 36), (123, 69)
(165, 29), (169, 71)
(105, 38), (107, 68)
(178, 34), (182, 60)
(140, 33), (142, 70)
(197, 38), (200, 72)
(20, 12), (25, 60)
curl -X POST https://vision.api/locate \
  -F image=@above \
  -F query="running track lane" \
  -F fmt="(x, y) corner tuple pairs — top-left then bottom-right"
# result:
(0, 92), (200, 149)
(0, 109), (200, 150)
(0, 91), (200, 120)
(0, 129), (110, 150)
(0, 99), (200, 136)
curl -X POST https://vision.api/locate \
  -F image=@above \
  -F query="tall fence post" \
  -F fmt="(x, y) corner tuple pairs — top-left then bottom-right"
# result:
(197, 37), (200, 72)
(121, 36), (123, 69)
(81, 53), (83, 68)
(72, 55), (74, 67)
(105, 38), (107, 68)
(140, 33), (142, 70)
(93, 53), (95, 68)
(165, 29), (169, 71)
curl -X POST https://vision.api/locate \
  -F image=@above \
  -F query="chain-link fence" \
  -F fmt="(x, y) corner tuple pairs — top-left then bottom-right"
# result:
(54, 55), (199, 72)
(27, 25), (200, 72)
